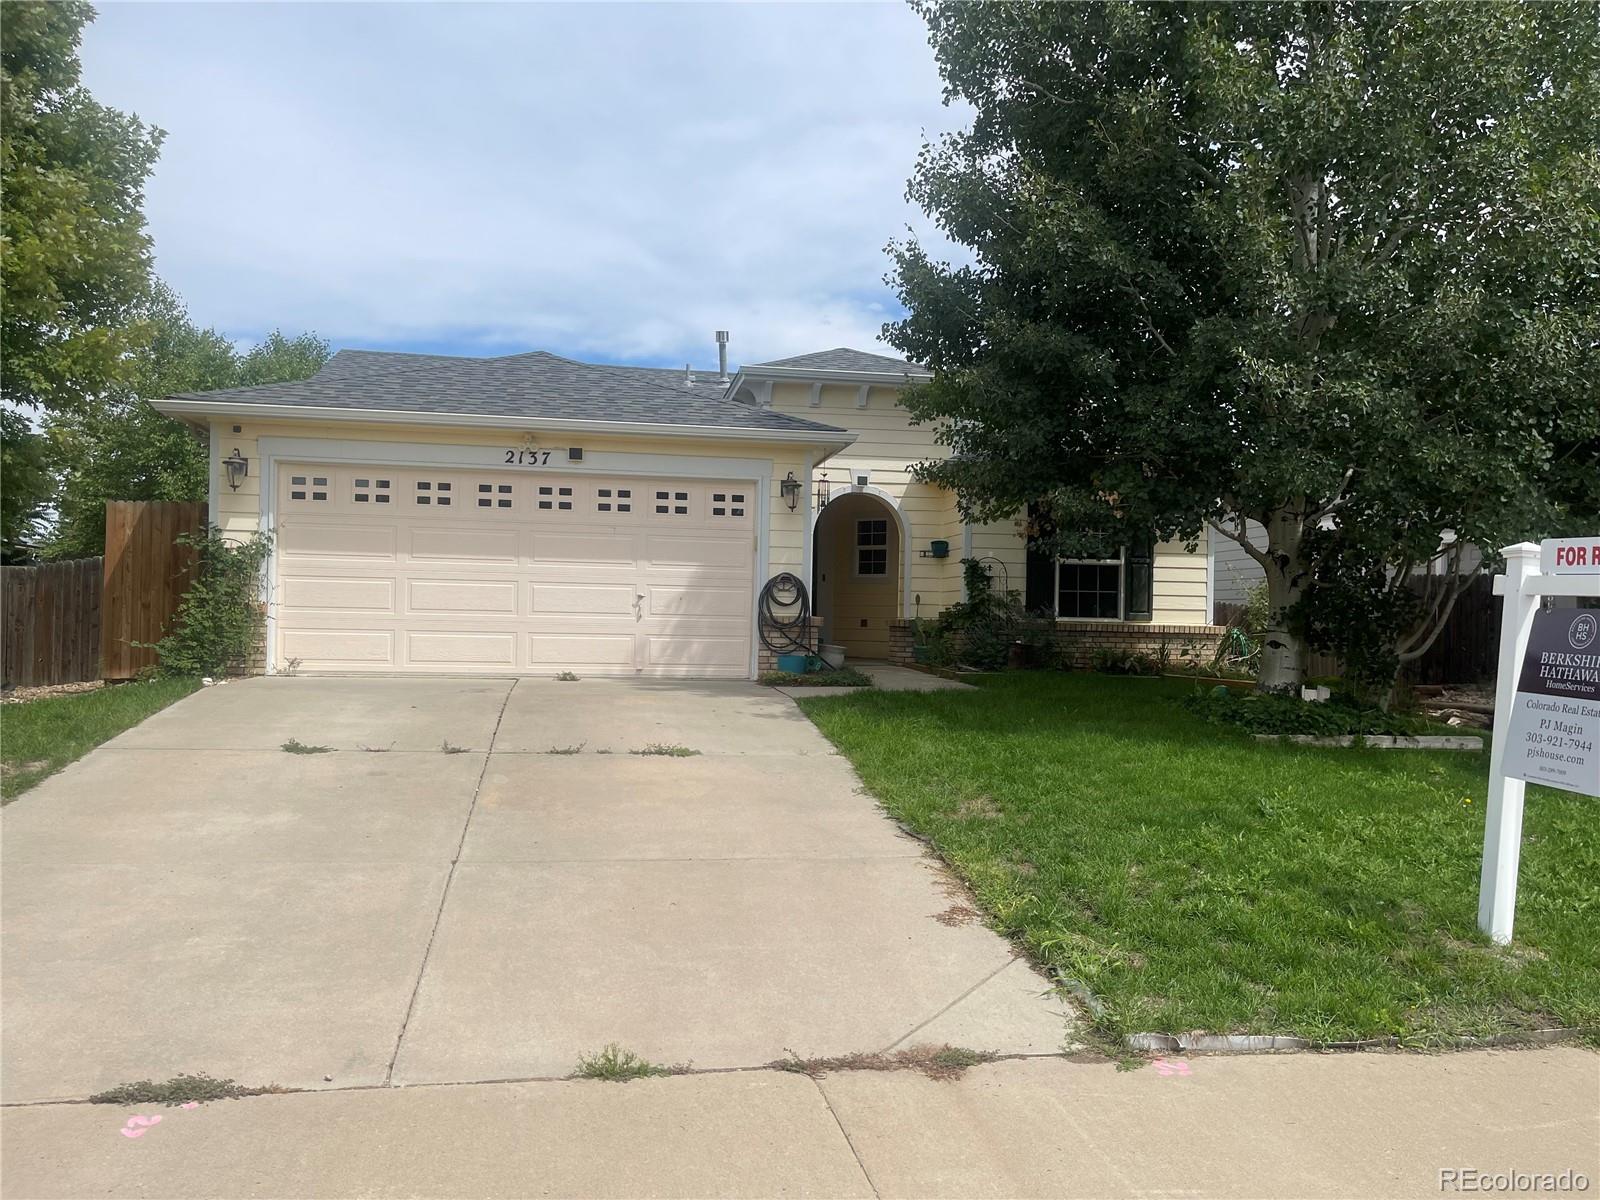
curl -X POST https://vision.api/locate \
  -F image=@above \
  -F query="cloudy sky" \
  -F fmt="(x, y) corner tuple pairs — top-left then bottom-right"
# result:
(79, 2), (967, 370)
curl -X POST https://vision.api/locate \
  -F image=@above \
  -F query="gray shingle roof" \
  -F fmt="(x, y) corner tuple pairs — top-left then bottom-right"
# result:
(749, 347), (928, 374)
(168, 349), (850, 437)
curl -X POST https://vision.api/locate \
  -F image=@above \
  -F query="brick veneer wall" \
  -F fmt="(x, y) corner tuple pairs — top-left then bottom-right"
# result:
(1047, 622), (1224, 670)
(887, 618), (1224, 671)
(888, 619), (916, 666)
(758, 616), (825, 675)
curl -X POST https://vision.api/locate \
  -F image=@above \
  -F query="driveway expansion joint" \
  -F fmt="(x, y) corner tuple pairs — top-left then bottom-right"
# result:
(0, 1052), (1090, 1109)
(878, 955), (1034, 1054)
(382, 679), (518, 1086)
(810, 1075), (883, 1198)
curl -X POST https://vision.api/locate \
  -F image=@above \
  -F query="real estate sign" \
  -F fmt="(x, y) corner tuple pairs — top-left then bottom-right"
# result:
(1502, 607), (1600, 797)
(1541, 536), (1600, 575)
(1479, 540), (1600, 944)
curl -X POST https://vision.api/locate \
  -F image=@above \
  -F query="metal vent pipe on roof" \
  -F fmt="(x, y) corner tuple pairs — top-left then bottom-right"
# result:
(716, 330), (729, 382)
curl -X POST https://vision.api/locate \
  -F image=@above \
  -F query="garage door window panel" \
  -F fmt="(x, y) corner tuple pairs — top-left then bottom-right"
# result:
(288, 473), (331, 504)
(478, 482), (518, 511)
(353, 477), (392, 505)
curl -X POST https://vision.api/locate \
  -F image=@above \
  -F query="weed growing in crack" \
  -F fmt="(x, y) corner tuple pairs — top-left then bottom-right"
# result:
(281, 738), (332, 755)
(440, 740), (471, 755)
(89, 1073), (293, 1105)
(771, 1044), (997, 1082)
(571, 1044), (684, 1081)
(629, 744), (700, 757)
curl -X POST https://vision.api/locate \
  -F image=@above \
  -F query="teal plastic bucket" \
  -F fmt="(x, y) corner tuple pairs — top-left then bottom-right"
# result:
(775, 654), (810, 674)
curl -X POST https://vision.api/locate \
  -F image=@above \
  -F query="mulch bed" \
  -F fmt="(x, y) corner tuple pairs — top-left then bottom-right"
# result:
(1, 681), (105, 705)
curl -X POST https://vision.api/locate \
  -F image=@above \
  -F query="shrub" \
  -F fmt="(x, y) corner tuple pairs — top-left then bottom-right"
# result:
(1182, 687), (1435, 737)
(1242, 581), (1270, 639)
(919, 558), (1030, 671)
(145, 528), (272, 677)
(1092, 647), (1159, 676)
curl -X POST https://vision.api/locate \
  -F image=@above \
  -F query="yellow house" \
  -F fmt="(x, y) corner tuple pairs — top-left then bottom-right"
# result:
(155, 342), (1220, 679)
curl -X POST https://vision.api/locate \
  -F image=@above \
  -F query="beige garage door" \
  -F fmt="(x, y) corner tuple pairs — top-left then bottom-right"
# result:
(272, 463), (756, 676)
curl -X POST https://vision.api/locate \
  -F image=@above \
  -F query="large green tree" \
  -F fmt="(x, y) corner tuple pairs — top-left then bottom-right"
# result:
(45, 286), (330, 558)
(887, 1), (1600, 691)
(1, 0), (163, 413)
(1, 409), (51, 560)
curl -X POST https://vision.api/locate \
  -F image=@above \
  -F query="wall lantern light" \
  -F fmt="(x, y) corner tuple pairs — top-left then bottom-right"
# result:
(222, 448), (249, 491)
(779, 471), (801, 511)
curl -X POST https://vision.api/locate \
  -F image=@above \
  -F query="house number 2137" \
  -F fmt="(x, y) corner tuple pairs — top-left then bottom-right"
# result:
(504, 449), (551, 466)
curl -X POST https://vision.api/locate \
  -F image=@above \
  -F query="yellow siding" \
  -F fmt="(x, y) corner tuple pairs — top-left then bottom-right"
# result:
(969, 513), (1029, 601)
(771, 382), (963, 616)
(1152, 532), (1210, 625)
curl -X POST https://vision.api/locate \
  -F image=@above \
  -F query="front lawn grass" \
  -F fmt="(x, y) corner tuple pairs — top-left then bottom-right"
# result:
(1, 677), (200, 802)
(799, 673), (1598, 1046)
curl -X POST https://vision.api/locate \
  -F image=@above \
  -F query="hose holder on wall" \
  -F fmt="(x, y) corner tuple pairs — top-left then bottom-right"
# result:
(757, 572), (816, 657)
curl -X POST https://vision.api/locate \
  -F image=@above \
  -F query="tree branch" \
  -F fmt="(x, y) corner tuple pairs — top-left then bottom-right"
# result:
(1207, 515), (1271, 570)
(1398, 543), (1482, 663)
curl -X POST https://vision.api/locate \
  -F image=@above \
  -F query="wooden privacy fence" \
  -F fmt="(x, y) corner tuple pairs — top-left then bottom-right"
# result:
(1211, 574), (1499, 686)
(101, 501), (207, 681)
(1, 558), (104, 686)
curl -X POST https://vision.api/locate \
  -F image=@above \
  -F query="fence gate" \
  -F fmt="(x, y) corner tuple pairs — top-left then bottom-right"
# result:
(1, 558), (104, 686)
(101, 501), (207, 681)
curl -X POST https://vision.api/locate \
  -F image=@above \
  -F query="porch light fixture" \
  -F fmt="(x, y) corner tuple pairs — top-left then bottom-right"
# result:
(222, 448), (249, 491)
(779, 471), (801, 511)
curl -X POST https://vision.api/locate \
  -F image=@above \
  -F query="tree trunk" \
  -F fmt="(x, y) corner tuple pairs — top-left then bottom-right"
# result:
(1256, 507), (1310, 694)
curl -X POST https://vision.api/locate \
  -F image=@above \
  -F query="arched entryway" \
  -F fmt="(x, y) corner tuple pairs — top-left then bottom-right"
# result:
(812, 490), (904, 661)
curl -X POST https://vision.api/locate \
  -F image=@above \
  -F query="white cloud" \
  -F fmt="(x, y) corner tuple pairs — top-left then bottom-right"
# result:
(79, 2), (969, 368)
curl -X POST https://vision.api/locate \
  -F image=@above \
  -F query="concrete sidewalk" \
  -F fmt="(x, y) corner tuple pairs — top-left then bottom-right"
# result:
(3, 1048), (1595, 1199)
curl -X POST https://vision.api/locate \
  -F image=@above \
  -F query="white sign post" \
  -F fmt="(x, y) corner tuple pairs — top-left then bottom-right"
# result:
(1479, 540), (1600, 944)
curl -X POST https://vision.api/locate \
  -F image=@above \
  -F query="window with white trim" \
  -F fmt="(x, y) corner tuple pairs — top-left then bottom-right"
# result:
(856, 519), (888, 576)
(1056, 559), (1122, 619)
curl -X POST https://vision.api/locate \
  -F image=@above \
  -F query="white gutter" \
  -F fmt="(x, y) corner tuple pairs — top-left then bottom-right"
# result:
(728, 365), (933, 390)
(151, 396), (857, 449)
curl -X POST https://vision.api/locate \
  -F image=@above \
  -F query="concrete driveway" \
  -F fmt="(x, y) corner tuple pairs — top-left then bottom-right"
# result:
(1, 677), (1069, 1103)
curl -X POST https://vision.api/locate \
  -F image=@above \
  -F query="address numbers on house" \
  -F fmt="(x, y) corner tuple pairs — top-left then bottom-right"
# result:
(503, 448), (555, 466)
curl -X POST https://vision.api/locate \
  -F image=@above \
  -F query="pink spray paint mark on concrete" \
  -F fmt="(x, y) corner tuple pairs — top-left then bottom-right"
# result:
(119, 1115), (163, 1138)
(1152, 1057), (1192, 1077)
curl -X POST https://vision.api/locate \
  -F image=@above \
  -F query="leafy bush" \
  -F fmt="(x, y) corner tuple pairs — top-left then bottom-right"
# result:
(1092, 647), (1159, 676)
(1182, 687), (1436, 737)
(1242, 581), (1270, 639)
(145, 528), (272, 677)
(919, 558), (1032, 671)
